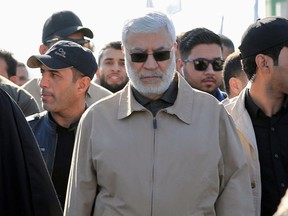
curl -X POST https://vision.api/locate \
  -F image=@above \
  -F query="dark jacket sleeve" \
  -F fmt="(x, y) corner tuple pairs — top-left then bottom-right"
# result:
(0, 88), (63, 216)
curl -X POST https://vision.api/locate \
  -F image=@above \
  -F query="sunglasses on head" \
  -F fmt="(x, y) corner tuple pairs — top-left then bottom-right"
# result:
(183, 58), (224, 71)
(45, 37), (90, 46)
(129, 48), (172, 63)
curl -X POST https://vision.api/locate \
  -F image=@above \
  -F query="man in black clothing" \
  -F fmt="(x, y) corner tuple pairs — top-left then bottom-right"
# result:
(225, 16), (288, 216)
(0, 87), (62, 216)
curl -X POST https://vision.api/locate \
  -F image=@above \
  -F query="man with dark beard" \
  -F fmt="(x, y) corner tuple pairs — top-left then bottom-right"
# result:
(65, 11), (254, 216)
(95, 41), (129, 93)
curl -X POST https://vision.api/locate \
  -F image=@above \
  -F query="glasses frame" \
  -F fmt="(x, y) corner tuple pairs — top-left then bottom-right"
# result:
(129, 47), (173, 63)
(45, 37), (90, 46)
(183, 58), (224, 72)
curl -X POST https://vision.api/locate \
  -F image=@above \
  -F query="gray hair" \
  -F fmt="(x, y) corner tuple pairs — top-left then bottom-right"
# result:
(121, 11), (176, 47)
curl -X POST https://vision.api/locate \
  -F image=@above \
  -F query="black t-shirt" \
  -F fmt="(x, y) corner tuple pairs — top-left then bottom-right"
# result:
(51, 117), (78, 209)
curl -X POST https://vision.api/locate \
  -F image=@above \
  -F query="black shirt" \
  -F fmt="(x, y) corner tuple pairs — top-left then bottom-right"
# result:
(245, 90), (288, 216)
(50, 113), (79, 209)
(132, 79), (178, 117)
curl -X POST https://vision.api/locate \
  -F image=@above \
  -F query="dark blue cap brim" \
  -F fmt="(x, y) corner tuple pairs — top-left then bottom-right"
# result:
(27, 55), (73, 71)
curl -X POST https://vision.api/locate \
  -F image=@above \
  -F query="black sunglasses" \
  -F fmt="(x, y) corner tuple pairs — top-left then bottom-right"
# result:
(130, 49), (172, 63)
(183, 58), (224, 71)
(45, 37), (90, 46)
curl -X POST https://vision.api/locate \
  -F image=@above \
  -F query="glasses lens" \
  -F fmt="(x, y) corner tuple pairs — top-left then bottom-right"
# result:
(212, 60), (224, 71)
(194, 59), (209, 71)
(130, 53), (148, 62)
(153, 51), (171, 61)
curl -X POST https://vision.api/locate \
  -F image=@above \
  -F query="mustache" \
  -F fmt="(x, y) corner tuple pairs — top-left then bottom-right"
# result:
(202, 77), (216, 82)
(41, 89), (53, 96)
(139, 71), (163, 78)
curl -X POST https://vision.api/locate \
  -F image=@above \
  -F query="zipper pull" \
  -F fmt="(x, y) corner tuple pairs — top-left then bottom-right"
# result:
(153, 117), (157, 129)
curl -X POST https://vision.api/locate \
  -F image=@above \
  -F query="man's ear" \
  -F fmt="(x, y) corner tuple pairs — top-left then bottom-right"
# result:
(9, 75), (17, 85)
(39, 44), (49, 55)
(77, 77), (91, 94)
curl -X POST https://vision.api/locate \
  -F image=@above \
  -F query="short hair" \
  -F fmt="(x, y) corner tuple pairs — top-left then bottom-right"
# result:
(17, 62), (29, 78)
(218, 34), (235, 54)
(0, 49), (18, 78)
(121, 11), (176, 48)
(242, 43), (287, 80)
(223, 51), (243, 95)
(179, 28), (222, 60)
(97, 41), (122, 66)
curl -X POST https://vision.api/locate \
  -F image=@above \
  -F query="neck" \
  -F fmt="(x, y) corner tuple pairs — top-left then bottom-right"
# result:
(250, 83), (285, 117)
(50, 103), (86, 128)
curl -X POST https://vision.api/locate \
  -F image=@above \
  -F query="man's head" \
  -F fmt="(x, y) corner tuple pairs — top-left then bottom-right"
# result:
(121, 11), (177, 100)
(218, 34), (235, 60)
(96, 41), (128, 93)
(27, 40), (97, 112)
(40, 10), (94, 54)
(178, 28), (224, 96)
(239, 16), (288, 82)
(223, 51), (248, 98)
(16, 62), (29, 86)
(0, 49), (18, 82)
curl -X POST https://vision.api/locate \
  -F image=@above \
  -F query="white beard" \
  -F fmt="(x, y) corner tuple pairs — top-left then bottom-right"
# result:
(126, 54), (176, 96)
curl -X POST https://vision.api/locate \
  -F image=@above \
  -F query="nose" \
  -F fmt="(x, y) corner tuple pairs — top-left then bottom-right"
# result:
(112, 63), (121, 72)
(39, 74), (50, 88)
(143, 54), (158, 70)
(204, 63), (216, 74)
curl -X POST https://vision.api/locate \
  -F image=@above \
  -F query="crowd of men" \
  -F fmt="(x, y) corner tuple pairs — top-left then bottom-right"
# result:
(1, 9), (288, 216)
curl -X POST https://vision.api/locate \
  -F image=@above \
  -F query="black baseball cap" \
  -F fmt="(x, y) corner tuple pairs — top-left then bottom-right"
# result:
(42, 10), (94, 44)
(239, 16), (288, 59)
(27, 40), (97, 79)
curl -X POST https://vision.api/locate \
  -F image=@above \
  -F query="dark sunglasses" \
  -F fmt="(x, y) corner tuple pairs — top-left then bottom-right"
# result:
(183, 58), (224, 71)
(130, 49), (172, 63)
(45, 37), (90, 46)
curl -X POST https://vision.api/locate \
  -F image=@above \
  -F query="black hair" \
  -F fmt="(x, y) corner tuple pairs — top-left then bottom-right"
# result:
(178, 28), (222, 60)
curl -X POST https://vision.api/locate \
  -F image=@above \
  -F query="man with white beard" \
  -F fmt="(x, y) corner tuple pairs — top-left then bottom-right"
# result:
(64, 11), (254, 216)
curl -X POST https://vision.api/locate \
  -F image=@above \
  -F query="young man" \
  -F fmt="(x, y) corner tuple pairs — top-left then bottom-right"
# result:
(64, 11), (254, 216)
(26, 40), (102, 209)
(95, 41), (129, 92)
(221, 50), (249, 108)
(22, 10), (111, 111)
(177, 28), (227, 101)
(0, 49), (39, 116)
(226, 16), (288, 216)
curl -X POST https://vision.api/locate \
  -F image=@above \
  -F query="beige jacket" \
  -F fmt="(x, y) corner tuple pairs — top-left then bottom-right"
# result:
(224, 88), (261, 216)
(65, 74), (254, 216)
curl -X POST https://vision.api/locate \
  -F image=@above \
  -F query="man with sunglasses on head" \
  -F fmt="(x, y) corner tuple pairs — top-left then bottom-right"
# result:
(22, 10), (112, 111)
(177, 27), (227, 101)
(64, 11), (254, 216)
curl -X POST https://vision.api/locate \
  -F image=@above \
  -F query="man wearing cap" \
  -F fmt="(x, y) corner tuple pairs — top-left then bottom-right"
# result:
(225, 16), (288, 216)
(26, 40), (104, 210)
(22, 10), (111, 111)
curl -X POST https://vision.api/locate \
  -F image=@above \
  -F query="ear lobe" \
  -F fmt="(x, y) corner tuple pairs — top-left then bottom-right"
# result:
(77, 77), (91, 94)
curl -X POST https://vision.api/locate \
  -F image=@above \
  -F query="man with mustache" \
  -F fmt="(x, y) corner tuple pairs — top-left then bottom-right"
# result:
(95, 41), (129, 93)
(26, 40), (101, 210)
(177, 27), (227, 101)
(64, 11), (254, 216)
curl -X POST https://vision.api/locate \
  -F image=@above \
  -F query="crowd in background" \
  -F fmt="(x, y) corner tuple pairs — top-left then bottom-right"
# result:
(1, 9), (288, 216)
